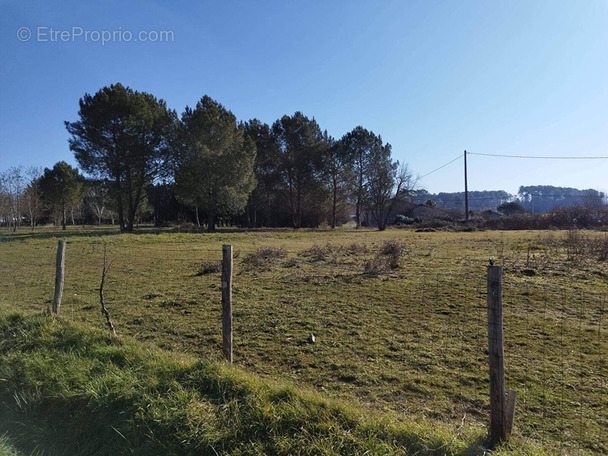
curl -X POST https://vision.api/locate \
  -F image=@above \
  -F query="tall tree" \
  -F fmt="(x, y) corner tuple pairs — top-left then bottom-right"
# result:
(323, 132), (352, 229)
(0, 167), (27, 232)
(272, 112), (325, 228)
(24, 167), (43, 229)
(339, 127), (380, 228)
(175, 96), (256, 232)
(365, 157), (414, 231)
(39, 161), (84, 230)
(243, 119), (281, 227)
(146, 182), (179, 227)
(65, 83), (177, 232)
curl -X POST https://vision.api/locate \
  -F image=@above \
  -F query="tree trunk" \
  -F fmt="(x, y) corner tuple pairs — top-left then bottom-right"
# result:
(295, 184), (302, 229)
(288, 180), (296, 228)
(207, 210), (215, 232)
(195, 206), (200, 227)
(331, 176), (337, 229)
(123, 165), (138, 233)
(265, 189), (271, 227)
(252, 192), (257, 228)
(116, 180), (125, 232)
(124, 214), (134, 233)
(62, 204), (66, 230)
(125, 199), (136, 233)
(356, 157), (364, 229)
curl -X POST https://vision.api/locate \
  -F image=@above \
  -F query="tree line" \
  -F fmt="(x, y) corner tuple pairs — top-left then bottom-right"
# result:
(1, 83), (414, 232)
(412, 187), (605, 213)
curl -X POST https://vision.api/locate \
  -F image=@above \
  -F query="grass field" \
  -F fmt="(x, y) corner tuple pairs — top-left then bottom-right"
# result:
(1, 225), (607, 454)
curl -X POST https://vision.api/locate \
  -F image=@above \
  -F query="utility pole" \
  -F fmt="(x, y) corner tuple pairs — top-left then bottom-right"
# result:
(464, 150), (469, 222)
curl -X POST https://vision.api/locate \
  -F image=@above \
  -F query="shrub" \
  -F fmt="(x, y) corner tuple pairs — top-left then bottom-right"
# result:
(197, 260), (222, 275)
(497, 201), (526, 216)
(393, 215), (420, 226)
(564, 230), (608, 263)
(298, 243), (347, 263)
(298, 244), (330, 262)
(379, 240), (405, 269)
(242, 247), (287, 271)
(282, 257), (298, 268)
(347, 242), (369, 255)
(363, 257), (390, 274)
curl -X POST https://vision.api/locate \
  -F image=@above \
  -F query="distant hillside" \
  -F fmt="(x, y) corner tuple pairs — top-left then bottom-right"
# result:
(412, 190), (512, 212)
(517, 185), (604, 213)
(412, 186), (605, 213)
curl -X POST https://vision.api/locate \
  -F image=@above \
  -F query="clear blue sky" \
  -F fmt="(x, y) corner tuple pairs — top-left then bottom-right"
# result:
(1, 0), (607, 195)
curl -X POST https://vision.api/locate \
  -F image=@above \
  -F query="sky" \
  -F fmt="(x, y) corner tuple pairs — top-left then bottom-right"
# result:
(1, 0), (607, 195)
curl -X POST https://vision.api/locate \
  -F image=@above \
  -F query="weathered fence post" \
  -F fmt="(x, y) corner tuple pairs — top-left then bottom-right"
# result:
(505, 388), (518, 436)
(222, 244), (233, 363)
(52, 239), (66, 315)
(487, 265), (507, 443)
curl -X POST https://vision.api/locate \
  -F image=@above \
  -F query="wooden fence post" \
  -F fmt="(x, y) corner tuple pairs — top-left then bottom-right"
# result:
(487, 265), (507, 443)
(52, 240), (66, 315)
(222, 244), (233, 363)
(505, 388), (518, 436)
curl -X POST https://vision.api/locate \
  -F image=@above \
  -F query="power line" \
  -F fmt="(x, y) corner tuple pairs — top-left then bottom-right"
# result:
(419, 154), (463, 179)
(468, 152), (608, 160)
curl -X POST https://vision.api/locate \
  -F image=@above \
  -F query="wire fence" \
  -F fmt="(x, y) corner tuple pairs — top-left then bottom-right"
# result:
(1, 238), (606, 453)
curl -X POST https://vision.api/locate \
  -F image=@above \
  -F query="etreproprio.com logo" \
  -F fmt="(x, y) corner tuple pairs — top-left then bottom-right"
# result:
(17, 26), (174, 45)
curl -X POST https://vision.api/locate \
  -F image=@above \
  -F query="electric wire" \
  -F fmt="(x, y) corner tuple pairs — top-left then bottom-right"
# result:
(468, 152), (608, 160)
(419, 154), (463, 179)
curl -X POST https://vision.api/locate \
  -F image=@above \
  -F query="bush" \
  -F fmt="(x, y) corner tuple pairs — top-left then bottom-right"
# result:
(380, 240), (405, 269)
(363, 240), (406, 273)
(393, 215), (420, 226)
(242, 247), (287, 271)
(197, 260), (222, 275)
(564, 230), (608, 263)
(298, 244), (332, 262)
(347, 242), (369, 255)
(497, 201), (526, 216)
(363, 257), (390, 274)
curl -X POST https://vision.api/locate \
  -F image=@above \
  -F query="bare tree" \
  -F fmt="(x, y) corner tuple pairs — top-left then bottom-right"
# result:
(86, 180), (111, 225)
(24, 167), (43, 229)
(0, 167), (27, 232)
(366, 161), (416, 231)
(0, 177), (8, 228)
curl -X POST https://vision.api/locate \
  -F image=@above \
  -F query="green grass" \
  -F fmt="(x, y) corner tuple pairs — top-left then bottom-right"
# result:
(1, 225), (607, 454)
(0, 436), (23, 456)
(0, 311), (543, 456)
